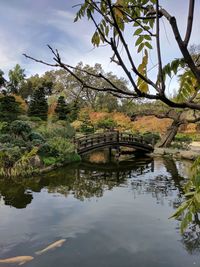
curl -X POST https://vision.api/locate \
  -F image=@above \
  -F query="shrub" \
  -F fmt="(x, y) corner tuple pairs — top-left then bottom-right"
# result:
(18, 115), (30, 121)
(28, 132), (45, 142)
(142, 132), (160, 144)
(38, 143), (57, 157)
(48, 137), (75, 162)
(96, 118), (117, 130)
(11, 139), (27, 148)
(10, 120), (32, 139)
(0, 146), (22, 171)
(42, 156), (57, 166)
(29, 116), (43, 122)
(172, 134), (192, 150)
(32, 139), (44, 146)
(37, 122), (75, 139)
(0, 134), (12, 143)
(174, 134), (192, 143)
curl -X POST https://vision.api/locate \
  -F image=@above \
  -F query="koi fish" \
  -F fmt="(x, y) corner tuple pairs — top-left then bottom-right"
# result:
(0, 256), (34, 265)
(35, 239), (66, 255)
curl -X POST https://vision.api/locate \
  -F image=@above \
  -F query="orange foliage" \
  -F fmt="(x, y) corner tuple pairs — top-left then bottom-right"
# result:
(13, 94), (28, 112)
(132, 116), (172, 133)
(48, 102), (57, 117)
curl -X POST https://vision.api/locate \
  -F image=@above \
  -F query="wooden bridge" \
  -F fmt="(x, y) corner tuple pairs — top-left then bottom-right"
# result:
(74, 132), (154, 155)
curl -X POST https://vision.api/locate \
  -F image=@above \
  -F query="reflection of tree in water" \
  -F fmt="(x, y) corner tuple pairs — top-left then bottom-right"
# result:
(47, 159), (154, 201)
(0, 157), (200, 254)
(180, 213), (200, 255)
(130, 157), (185, 205)
(0, 158), (153, 208)
(0, 180), (33, 209)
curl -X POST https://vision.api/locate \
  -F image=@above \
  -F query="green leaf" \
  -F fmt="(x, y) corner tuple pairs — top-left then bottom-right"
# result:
(92, 32), (100, 47)
(135, 36), (143, 46)
(134, 28), (143, 36)
(144, 42), (153, 49)
(143, 35), (151, 41)
(169, 201), (189, 219)
(137, 43), (144, 53)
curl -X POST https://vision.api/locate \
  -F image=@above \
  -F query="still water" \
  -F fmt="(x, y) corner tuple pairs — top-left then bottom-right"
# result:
(0, 157), (199, 267)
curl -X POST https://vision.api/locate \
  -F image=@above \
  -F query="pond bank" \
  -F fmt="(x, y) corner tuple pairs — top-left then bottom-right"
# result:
(152, 142), (200, 160)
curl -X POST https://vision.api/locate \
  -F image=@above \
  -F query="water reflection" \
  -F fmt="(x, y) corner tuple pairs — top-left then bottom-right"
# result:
(0, 157), (199, 262)
(0, 158), (154, 208)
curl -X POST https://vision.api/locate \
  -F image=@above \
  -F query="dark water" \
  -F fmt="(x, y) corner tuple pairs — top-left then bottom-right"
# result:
(0, 157), (199, 267)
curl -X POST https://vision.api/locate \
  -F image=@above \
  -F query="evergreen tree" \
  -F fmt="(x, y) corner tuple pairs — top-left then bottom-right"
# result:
(55, 96), (69, 120)
(28, 88), (48, 120)
(8, 64), (26, 94)
(0, 95), (21, 121)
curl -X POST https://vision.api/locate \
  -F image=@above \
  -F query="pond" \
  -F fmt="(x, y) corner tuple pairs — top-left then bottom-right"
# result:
(0, 157), (199, 267)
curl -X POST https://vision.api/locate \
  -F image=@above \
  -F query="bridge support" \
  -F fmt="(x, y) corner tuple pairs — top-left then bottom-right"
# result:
(109, 147), (112, 160)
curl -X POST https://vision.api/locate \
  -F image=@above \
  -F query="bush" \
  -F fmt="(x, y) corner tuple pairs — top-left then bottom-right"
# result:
(42, 156), (57, 166)
(142, 132), (160, 144)
(174, 134), (192, 143)
(0, 134), (12, 143)
(32, 139), (44, 146)
(0, 147), (22, 170)
(38, 143), (57, 157)
(10, 120), (32, 139)
(29, 116), (43, 122)
(96, 118), (117, 130)
(48, 137), (75, 162)
(37, 122), (75, 139)
(18, 115), (30, 121)
(172, 134), (192, 150)
(11, 139), (27, 148)
(28, 132), (45, 142)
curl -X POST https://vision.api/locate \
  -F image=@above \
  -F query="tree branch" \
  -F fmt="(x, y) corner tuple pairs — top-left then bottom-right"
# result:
(160, 8), (200, 83)
(184, 0), (195, 46)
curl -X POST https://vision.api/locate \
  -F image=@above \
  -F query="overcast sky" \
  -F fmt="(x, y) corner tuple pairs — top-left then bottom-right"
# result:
(0, 0), (199, 89)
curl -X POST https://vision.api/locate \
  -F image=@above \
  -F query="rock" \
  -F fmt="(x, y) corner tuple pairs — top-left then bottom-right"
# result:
(30, 155), (42, 168)
(179, 151), (200, 160)
(153, 148), (166, 156)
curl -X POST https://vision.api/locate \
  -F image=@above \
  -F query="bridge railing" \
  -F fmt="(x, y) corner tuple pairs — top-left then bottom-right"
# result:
(74, 131), (153, 152)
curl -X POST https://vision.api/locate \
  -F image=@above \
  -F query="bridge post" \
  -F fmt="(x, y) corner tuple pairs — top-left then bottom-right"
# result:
(109, 147), (112, 160)
(117, 131), (119, 143)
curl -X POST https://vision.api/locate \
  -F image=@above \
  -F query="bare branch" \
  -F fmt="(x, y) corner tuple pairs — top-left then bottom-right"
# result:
(160, 8), (200, 83)
(155, 0), (165, 94)
(184, 0), (195, 46)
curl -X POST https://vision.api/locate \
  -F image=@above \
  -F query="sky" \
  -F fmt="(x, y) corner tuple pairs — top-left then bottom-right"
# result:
(0, 0), (200, 92)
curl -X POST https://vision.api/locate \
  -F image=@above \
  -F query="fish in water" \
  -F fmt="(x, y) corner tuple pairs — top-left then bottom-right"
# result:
(0, 256), (34, 265)
(35, 239), (66, 255)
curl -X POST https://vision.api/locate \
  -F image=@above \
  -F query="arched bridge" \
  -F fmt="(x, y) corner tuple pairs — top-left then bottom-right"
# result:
(74, 132), (154, 155)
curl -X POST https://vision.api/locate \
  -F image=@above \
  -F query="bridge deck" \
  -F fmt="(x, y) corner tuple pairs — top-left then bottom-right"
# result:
(74, 132), (154, 155)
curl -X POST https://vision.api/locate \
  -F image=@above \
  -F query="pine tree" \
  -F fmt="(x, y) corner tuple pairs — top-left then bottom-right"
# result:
(55, 96), (69, 120)
(0, 95), (21, 121)
(28, 88), (48, 120)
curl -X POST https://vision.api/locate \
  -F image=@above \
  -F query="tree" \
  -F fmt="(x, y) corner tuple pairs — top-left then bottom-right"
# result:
(19, 73), (53, 99)
(8, 64), (26, 94)
(24, 1), (200, 111)
(55, 96), (70, 120)
(0, 95), (21, 121)
(28, 88), (48, 120)
(0, 70), (6, 89)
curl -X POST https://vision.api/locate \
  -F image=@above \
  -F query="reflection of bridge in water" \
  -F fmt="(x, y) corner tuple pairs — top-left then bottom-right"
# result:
(74, 132), (154, 155)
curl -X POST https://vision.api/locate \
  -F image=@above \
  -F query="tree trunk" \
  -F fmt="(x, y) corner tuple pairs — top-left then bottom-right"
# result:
(157, 120), (180, 148)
